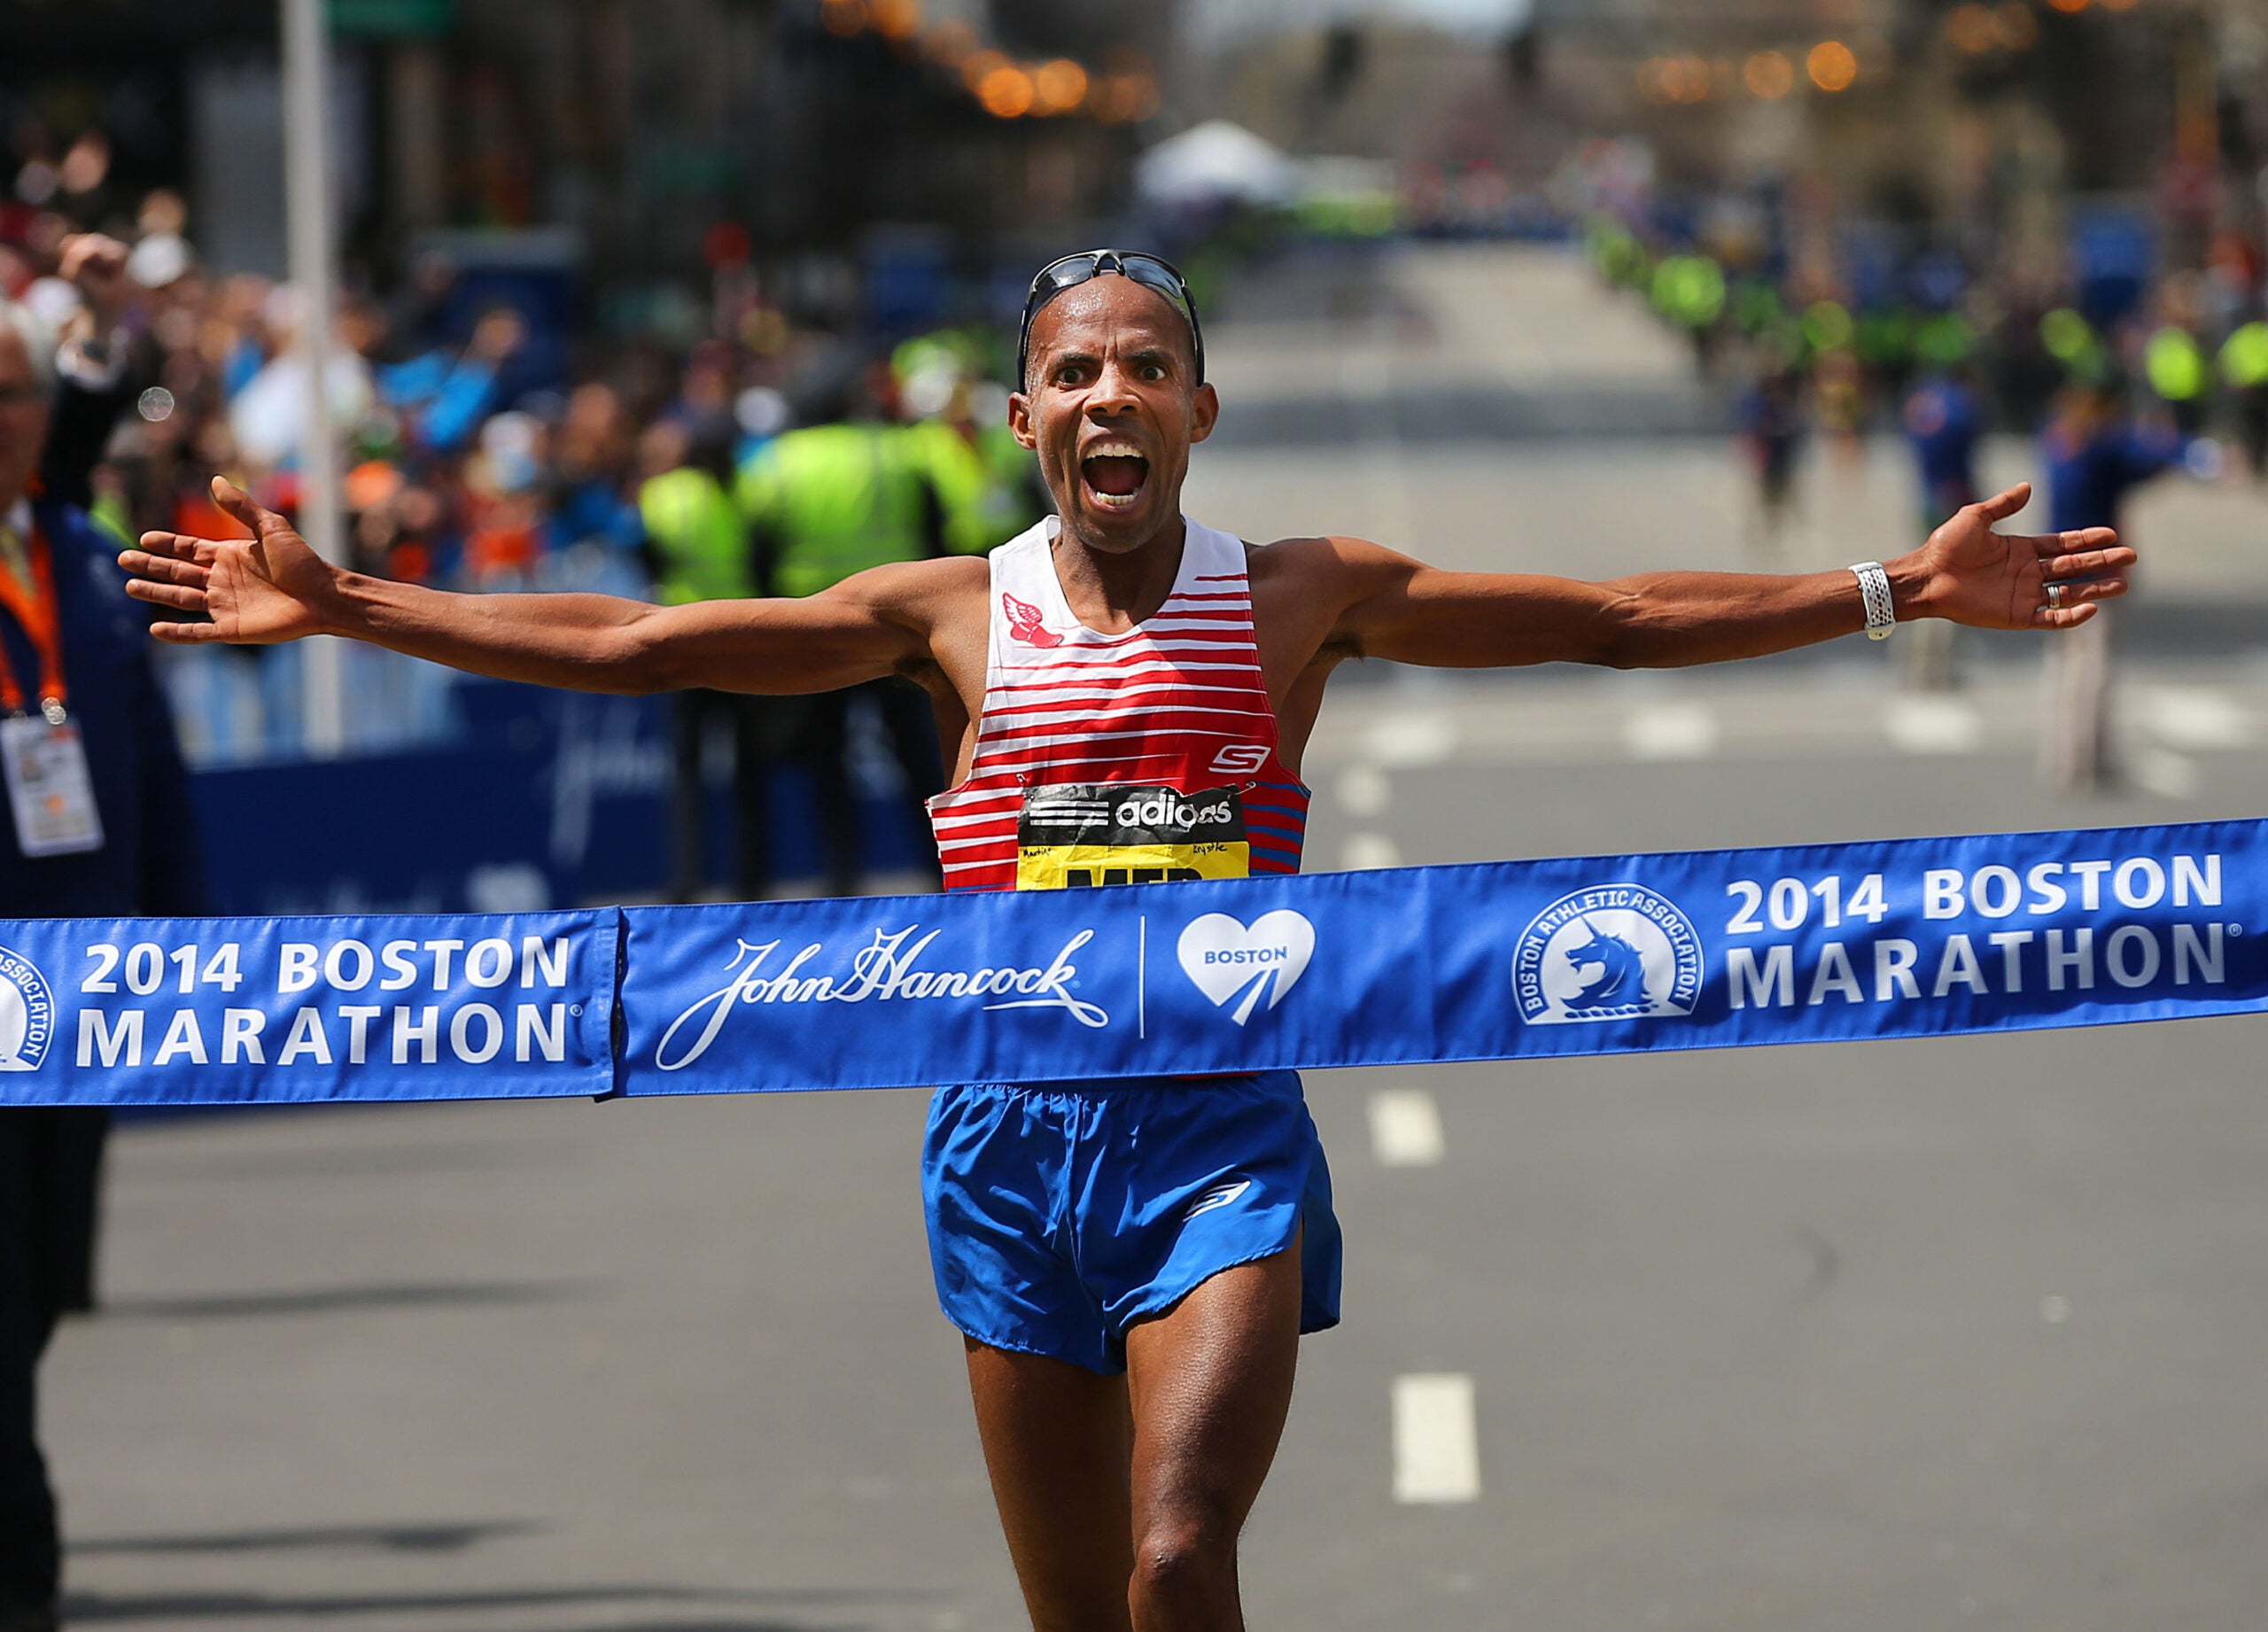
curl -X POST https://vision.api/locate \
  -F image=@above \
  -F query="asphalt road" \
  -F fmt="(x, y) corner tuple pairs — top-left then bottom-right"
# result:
(45, 245), (2268, 1631)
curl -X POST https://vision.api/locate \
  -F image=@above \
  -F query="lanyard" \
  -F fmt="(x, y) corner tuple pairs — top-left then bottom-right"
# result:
(0, 521), (68, 723)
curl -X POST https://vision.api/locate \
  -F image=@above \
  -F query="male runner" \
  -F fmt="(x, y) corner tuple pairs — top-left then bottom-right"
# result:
(118, 249), (2132, 1632)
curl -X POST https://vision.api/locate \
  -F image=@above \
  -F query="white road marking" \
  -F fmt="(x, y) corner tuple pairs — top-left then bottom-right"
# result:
(1368, 1089), (1445, 1167)
(2140, 686), (2252, 750)
(2132, 747), (2200, 799)
(1393, 1373), (1480, 1504)
(1337, 765), (1393, 818)
(1342, 832), (1403, 870)
(1884, 695), (1983, 755)
(1623, 703), (1718, 761)
(1360, 711), (1458, 766)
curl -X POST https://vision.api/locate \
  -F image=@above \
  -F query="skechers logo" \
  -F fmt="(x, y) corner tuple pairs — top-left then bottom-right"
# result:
(1184, 1179), (1251, 1219)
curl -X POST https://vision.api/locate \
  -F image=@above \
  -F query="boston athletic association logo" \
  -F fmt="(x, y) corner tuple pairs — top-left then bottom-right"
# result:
(0, 945), (56, 1072)
(1512, 884), (1702, 1025)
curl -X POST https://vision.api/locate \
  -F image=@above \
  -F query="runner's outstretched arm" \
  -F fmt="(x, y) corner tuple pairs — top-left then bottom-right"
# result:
(1327, 483), (2134, 670)
(120, 478), (943, 695)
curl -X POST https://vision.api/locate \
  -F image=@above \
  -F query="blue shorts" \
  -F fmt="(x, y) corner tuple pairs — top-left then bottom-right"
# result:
(921, 1071), (1342, 1376)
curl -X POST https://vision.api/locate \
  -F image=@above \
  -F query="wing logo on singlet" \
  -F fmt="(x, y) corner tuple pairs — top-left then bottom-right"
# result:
(1002, 593), (1063, 649)
(1015, 782), (1250, 890)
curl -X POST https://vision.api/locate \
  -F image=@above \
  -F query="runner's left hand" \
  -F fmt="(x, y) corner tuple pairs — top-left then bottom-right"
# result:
(1907, 482), (2133, 631)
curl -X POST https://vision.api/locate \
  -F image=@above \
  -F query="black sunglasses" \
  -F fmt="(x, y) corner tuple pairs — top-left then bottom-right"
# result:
(1016, 248), (1204, 390)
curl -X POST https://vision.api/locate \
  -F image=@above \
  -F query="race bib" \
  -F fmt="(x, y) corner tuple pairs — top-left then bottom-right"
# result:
(1016, 782), (1249, 890)
(2, 714), (105, 858)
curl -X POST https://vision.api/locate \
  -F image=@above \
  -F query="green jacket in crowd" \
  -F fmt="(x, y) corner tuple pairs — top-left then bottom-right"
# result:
(734, 423), (944, 599)
(2221, 321), (2268, 391)
(905, 417), (1045, 556)
(640, 465), (752, 605)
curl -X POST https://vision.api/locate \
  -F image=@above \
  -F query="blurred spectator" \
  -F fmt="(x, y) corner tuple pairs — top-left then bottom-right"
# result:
(2037, 374), (2218, 792)
(1901, 366), (1982, 691)
(2143, 277), (2210, 439)
(228, 285), (374, 470)
(2218, 317), (2268, 480)
(735, 366), (946, 894)
(640, 417), (766, 902)
(0, 295), (206, 1632)
(35, 236), (142, 513)
(1737, 359), (1803, 563)
(546, 383), (646, 573)
(897, 333), (1045, 556)
(378, 303), (526, 456)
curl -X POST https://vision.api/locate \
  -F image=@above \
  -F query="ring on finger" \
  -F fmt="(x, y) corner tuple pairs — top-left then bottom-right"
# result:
(2046, 581), (2065, 610)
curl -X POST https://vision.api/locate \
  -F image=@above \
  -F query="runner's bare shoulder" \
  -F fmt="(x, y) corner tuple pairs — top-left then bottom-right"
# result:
(820, 553), (993, 659)
(1246, 532), (1411, 589)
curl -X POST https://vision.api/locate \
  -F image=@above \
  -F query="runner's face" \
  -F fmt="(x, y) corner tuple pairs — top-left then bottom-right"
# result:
(0, 332), (48, 512)
(1011, 277), (1216, 555)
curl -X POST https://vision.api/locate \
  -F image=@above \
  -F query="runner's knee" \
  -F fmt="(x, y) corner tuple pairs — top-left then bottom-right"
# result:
(1130, 1502), (1239, 1606)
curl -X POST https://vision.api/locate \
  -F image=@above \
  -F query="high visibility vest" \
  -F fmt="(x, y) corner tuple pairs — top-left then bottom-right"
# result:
(905, 418), (1041, 556)
(639, 467), (751, 605)
(2222, 321), (2268, 389)
(735, 424), (934, 599)
(2145, 325), (2208, 402)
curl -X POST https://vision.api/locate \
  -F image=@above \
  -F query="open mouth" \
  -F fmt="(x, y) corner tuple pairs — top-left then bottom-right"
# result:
(1080, 446), (1150, 509)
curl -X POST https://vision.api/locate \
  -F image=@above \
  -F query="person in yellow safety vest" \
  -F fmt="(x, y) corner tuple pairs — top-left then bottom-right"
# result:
(903, 384), (1046, 556)
(2143, 322), (2209, 437)
(2220, 317), (2268, 478)
(734, 366), (948, 895)
(638, 418), (771, 904)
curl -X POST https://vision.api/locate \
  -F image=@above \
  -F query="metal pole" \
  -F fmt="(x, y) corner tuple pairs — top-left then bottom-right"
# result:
(282, 0), (347, 756)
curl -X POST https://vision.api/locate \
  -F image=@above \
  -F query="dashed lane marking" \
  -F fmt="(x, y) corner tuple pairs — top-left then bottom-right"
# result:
(1883, 695), (1983, 755)
(1360, 711), (1459, 767)
(2140, 686), (2252, 750)
(1623, 702), (1719, 761)
(2132, 747), (2201, 800)
(1343, 832), (1403, 871)
(1393, 1373), (1481, 1504)
(1337, 765), (1393, 818)
(1369, 1089), (1445, 1167)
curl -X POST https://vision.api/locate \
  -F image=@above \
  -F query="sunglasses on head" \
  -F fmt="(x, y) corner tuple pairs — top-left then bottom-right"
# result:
(1016, 249), (1204, 391)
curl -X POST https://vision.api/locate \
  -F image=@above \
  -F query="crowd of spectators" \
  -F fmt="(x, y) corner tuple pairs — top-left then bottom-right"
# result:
(4, 142), (1045, 767)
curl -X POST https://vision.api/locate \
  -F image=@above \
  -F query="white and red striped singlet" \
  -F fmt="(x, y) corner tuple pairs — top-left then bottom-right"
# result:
(927, 517), (1310, 894)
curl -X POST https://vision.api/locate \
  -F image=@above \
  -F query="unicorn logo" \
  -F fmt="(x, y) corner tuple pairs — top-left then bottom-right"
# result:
(1003, 593), (1063, 649)
(1512, 884), (1703, 1026)
(1560, 918), (1651, 1013)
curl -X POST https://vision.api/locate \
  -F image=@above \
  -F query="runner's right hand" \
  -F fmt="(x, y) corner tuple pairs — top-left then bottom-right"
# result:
(119, 478), (336, 645)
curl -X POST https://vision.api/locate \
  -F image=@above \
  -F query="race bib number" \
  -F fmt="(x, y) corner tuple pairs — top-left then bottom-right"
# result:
(1, 714), (105, 858)
(1016, 782), (1249, 890)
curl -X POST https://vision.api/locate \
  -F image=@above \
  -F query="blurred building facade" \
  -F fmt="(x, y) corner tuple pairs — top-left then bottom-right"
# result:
(1524, 0), (2268, 269)
(1, 0), (1177, 296)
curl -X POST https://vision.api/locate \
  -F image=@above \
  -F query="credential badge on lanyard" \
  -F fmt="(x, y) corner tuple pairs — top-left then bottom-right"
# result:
(0, 523), (103, 857)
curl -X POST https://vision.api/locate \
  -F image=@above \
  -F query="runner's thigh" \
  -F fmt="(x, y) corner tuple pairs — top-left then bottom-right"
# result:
(1122, 1243), (1303, 1549)
(963, 1338), (1137, 1632)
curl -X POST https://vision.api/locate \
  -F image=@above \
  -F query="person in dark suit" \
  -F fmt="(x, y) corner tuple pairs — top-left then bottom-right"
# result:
(0, 295), (206, 1632)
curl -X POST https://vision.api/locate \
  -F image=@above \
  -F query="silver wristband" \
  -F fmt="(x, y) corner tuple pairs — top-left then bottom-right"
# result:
(1850, 561), (1895, 641)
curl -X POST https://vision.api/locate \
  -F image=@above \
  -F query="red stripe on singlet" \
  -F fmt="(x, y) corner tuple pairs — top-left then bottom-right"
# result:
(928, 531), (1310, 890)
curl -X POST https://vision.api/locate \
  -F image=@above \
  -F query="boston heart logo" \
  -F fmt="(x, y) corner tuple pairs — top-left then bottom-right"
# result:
(1177, 911), (1315, 1025)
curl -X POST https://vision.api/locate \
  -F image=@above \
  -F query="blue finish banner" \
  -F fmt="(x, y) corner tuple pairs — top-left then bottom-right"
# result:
(617, 819), (2262, 1095)
(0, 821), (2259, 1105)
(0, 912), (617, 1106)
